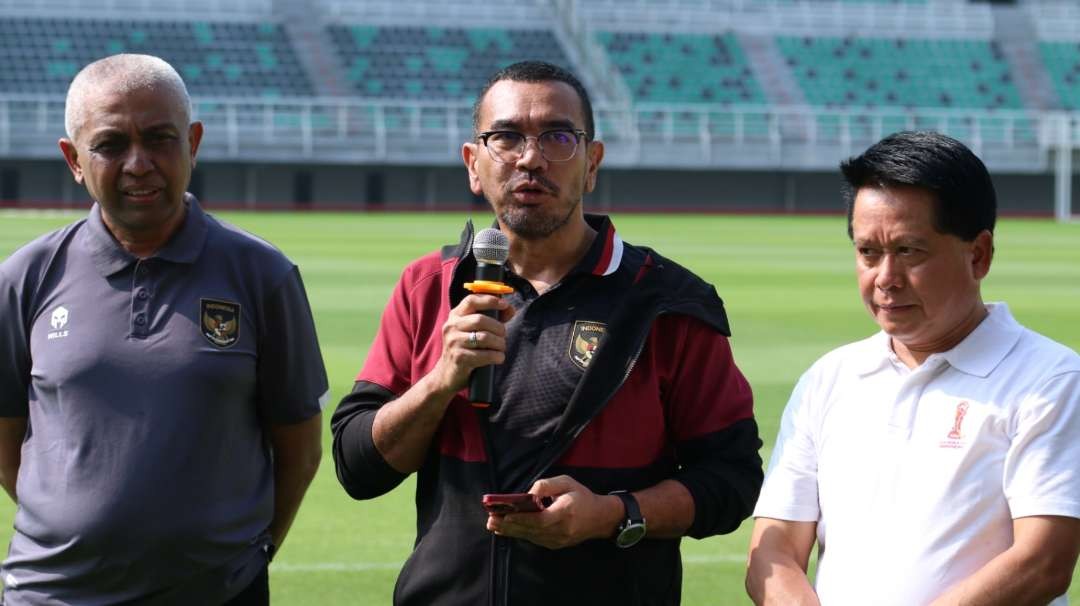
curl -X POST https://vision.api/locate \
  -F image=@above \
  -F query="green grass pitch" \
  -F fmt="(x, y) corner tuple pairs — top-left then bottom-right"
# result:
(2, 209), (1079, 604)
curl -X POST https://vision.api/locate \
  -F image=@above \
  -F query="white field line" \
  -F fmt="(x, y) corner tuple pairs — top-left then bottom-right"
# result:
(271, 554), (745, 573)
(0, 209), (83, 219)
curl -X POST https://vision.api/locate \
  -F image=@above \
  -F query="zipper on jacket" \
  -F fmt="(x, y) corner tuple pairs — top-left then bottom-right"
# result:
(524, 309), (663, 488)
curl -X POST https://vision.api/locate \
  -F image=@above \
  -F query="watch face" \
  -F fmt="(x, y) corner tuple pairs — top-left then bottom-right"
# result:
(616, 523), (647, 548)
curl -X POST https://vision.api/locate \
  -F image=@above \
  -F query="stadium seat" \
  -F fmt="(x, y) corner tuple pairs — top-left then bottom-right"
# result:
(776, 36), (1022, 110)
(0, 17), (314, 97)
(1040, 41), (1080, 110)
(596, 31), (766, 104)
(326, 25), (573, 100)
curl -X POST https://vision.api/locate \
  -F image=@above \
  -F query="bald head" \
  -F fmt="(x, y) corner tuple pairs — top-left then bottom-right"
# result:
(64, 54), (192, 141)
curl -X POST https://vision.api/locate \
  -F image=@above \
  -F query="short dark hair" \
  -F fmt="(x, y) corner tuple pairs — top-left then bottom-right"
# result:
(472, 60), (595, 141)
(840, 131), (996, 241)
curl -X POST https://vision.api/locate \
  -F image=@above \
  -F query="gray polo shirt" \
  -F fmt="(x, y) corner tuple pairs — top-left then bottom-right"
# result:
(0, 196), (328, 604)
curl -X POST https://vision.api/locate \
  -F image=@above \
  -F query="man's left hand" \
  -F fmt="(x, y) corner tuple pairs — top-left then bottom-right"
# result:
(486, 475), (621, 550)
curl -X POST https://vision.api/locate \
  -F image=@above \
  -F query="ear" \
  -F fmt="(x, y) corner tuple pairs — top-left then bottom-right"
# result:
(970, 229), (994, 280)
(58, 138), (84, 184)
(187, 121), (204, 168)
(462, 141), (483, 196)
(583, 140), (604, 194)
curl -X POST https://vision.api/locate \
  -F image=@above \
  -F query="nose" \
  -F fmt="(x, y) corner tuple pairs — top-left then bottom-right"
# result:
(875, 253), (904, 291)
(514, 137), (546, 172)
(122, 144), (154, 176)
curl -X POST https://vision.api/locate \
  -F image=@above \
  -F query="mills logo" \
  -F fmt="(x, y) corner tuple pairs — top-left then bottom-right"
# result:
(47, 306), (70, 340)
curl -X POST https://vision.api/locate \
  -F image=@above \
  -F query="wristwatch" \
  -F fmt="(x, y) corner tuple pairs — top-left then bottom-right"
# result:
(609, 490), (647, 548)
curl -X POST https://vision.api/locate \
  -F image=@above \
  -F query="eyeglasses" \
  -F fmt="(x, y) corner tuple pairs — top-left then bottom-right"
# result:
(477, 129), (588, 163)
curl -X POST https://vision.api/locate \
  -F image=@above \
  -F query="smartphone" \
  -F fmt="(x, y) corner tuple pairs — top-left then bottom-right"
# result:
(482, 493), (550, 515)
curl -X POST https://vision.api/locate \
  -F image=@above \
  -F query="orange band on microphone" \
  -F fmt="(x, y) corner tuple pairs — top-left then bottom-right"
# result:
(464, 280), (514, 295)
(470, 401), (492, 409)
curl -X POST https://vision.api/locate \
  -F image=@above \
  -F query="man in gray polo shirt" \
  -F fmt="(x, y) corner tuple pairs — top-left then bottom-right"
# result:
(0, 54), (328, 604)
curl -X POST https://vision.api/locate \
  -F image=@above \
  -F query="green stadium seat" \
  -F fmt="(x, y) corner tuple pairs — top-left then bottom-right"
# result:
(0, 17), (315, 97)
(327, 25), (572, 100)
(597, 31), (766, 105)
(777, 36), (1022, 110)
(1039, 42), (1080, 110)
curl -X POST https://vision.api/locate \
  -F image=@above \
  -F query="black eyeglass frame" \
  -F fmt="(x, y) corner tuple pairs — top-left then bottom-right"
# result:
(476, 129), (590, 163)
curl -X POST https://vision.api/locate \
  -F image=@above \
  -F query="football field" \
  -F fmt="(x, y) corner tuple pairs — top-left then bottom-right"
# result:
(2, 209), (1079, 604)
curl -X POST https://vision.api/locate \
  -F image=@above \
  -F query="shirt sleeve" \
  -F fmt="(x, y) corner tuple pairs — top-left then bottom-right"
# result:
(752, 369), (822, 522)
(255, 266), (329, 425)
(657, 315), (764, 538)
(1004, 370), (1080, 520)
(0, 264), (31, 418)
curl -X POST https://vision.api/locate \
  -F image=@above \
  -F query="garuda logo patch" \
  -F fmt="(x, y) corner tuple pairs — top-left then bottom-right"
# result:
(569, 321), (606, 370)
(201, 299), (240, 348)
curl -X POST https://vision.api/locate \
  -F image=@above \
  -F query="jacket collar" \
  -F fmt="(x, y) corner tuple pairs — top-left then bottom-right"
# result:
(575, 214), (623, 277)
(445, 214), (625, 305)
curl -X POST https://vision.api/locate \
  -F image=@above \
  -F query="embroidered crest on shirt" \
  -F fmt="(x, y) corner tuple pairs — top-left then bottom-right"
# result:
(568, 321), (606, 370)
(939, 401), (969, 449)
(200, 299), (241, 348)
(47, 305), (70, 340)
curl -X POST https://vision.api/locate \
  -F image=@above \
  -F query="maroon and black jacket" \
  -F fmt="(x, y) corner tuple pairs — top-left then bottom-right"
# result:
(332, 217), (762, 606)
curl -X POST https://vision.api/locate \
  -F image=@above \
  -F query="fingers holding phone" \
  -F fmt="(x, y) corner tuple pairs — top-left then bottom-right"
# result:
(482, 493), (551, 515)
(483, 476), (622, 550)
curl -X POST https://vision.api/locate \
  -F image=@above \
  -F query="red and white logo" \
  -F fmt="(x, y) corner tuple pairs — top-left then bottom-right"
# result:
(940, 401), (970, 449)
(947, 401), (969, 439)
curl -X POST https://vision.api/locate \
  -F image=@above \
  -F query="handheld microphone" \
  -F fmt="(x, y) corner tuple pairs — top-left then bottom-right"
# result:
(463, 228), (513, 409)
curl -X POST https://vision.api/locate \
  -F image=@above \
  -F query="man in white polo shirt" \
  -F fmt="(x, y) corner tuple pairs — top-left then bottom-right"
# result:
(746, 131), (1080, 606)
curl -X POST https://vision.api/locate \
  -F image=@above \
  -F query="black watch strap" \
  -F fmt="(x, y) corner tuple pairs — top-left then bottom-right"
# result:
(610, 490), (647, 548)
(612, 490), (642, 522)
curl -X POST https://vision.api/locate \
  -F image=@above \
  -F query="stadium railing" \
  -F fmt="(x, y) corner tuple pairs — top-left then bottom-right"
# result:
(0, 93), (1066, 172)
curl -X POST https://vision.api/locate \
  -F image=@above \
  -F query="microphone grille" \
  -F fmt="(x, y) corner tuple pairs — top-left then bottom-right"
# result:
(472, 228), (510, 265)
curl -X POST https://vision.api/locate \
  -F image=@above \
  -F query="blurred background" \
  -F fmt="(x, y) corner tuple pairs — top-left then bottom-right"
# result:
(0, 0), (1078, 219)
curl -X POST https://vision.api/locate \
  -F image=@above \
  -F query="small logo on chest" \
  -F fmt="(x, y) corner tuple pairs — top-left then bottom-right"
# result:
(201, 299), (241, 348)
(568, 320), (606, 370)
(47, 305), (70, 340)
(939, 401), (970, 449)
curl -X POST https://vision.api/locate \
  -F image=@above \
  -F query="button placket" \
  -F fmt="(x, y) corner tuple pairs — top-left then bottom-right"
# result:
(887, 358), (948, 435)
(131, 261), (152, 337)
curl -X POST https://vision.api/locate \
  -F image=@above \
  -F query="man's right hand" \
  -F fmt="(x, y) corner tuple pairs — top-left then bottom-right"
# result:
(370, 293), (513, 474)
(428, 294), (513, 396)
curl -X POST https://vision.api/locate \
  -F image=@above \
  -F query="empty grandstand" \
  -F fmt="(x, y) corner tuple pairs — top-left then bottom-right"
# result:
(0, 0), (1076, 219)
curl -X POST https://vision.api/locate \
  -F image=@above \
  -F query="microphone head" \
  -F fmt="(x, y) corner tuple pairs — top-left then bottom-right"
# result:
(472, 228), (510, 266)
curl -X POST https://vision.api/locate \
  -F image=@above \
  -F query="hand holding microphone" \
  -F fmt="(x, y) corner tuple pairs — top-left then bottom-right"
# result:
(463, 228), (513, 408)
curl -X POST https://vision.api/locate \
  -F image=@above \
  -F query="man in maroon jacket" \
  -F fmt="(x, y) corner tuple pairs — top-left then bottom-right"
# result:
(332, 61), (762, 606)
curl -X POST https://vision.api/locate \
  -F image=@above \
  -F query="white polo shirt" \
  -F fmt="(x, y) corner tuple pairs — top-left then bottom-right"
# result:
(754, 303), (1080, 606)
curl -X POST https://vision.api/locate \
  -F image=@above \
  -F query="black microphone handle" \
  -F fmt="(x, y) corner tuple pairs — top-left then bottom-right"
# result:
(468, 307), (500, 406)
(468, 260), (506, 407)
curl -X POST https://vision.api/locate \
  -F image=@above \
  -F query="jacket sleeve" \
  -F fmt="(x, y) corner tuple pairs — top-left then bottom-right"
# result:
(331, 380), (408, 500)
(660, 314), (763, 538)
(330, 261), (427, 500)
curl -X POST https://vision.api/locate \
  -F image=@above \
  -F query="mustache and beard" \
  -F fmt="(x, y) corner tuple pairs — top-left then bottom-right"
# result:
(493, 172), (579, 240)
